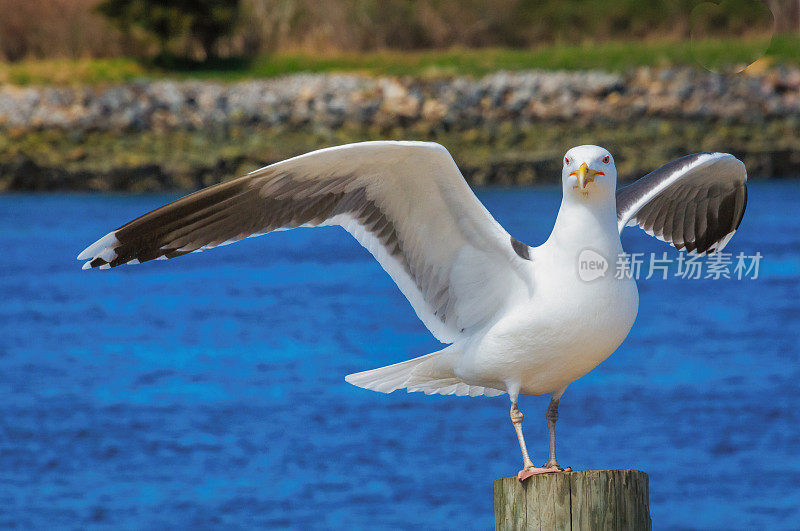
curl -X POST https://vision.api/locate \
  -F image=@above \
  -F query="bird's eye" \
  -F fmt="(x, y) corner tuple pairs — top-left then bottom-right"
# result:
(602, 156), (610, 164)
(565, 157), (570, 165)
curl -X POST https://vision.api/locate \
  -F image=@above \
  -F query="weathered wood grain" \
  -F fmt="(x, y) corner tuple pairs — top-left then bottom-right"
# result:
(494, 470), (651, 530)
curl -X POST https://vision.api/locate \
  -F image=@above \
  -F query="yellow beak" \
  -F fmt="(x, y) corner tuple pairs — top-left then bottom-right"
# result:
(570, 162), (605, 189)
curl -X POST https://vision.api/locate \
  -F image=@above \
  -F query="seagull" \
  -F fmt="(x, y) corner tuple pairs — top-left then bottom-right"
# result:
(77, 141), (747, 479)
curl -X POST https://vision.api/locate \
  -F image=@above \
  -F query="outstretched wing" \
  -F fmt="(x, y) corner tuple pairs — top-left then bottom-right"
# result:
(616, 153), (747, 255)
(78, 141), (534, 343)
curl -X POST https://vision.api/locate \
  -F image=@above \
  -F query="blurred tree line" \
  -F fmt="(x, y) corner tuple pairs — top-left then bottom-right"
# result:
(0, 0), (790, 62)
(96, 0), (240, 61)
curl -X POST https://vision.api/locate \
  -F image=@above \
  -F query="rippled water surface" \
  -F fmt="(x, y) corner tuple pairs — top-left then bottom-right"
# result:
(1, 181), (799, 529)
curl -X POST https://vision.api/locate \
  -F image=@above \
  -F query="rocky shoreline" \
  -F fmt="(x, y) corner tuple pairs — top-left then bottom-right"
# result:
(4, 67), (800, 131)
(1, 67), (800, 190)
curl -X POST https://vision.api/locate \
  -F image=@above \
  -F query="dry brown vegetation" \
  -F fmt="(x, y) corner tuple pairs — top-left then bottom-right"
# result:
(0, 0), (131, 61)
(0, 0), (786, 62)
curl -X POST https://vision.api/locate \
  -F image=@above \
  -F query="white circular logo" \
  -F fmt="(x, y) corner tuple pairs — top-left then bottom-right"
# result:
(578, 249), (608, 282)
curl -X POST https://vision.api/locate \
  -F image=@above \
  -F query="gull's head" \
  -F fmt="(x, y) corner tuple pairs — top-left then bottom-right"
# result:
(561, 145), (617, 200)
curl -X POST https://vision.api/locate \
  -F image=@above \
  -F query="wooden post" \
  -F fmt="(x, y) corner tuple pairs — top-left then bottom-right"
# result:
(494, 470), (651, 530)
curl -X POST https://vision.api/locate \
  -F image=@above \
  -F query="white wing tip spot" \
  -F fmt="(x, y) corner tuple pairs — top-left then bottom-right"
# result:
(77, 232), (119, 261)
(78, 232), (121, 269)
(712, 230), (736, 254)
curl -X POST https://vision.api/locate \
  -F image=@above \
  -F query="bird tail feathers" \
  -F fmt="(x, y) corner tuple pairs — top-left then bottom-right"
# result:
(345, 347), (505, 397)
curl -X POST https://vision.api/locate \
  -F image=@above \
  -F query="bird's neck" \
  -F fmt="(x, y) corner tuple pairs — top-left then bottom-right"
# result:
(546, 193), (621, 256)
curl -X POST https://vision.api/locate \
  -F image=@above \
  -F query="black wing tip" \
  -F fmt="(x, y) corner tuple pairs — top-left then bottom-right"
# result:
(733, 183), (748, 232)
(510, 236), (531, 260)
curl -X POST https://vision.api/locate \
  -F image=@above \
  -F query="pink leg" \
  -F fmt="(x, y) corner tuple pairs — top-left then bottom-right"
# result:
(511, 398), (572, 481)
(542, 395), (565, 470)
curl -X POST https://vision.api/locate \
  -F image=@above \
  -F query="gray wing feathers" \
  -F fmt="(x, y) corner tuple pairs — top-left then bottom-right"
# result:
(77, 141), (533, 343)
(79, 172), (356, 268)
(616, 152), (747, 255)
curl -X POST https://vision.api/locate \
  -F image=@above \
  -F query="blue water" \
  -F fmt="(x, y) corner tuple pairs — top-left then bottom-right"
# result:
(1, 182), (799, 529)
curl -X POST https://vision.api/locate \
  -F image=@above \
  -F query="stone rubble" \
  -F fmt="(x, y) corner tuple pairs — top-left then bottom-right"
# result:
(0, 67), (797, 133)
